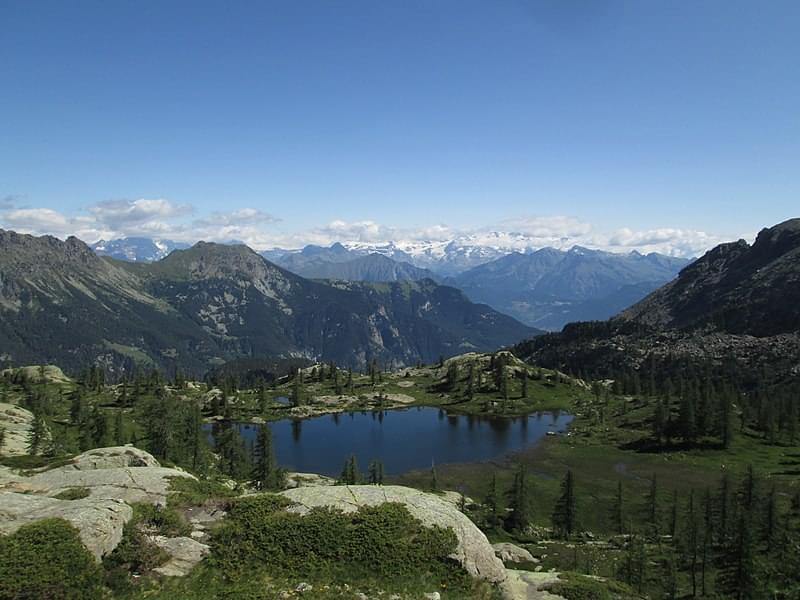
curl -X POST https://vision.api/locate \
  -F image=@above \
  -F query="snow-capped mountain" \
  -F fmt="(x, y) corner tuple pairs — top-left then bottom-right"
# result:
(91, 237), (189, 262)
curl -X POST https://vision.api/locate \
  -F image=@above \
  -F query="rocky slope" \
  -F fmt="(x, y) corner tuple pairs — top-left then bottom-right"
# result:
(452, 247), (688, 330)
(278, 252), (437, 282)
(0, 230), (536, 375)
(515, 219), (800, 384)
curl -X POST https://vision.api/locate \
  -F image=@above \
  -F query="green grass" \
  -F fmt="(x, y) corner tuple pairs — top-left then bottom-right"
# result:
(53, 486), (91, 500)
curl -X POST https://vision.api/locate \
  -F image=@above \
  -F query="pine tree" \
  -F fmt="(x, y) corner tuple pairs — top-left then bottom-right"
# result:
(552, 470), (577, 539)
(669, 489), (679, 538)
(368, 459), (384, 485)
(113, 411), (125, 446)
(611, 480), (625, 535)
(430, 461), (438, 491)
(216, 423), (250, 479)
(645, 473), (660, 537)
(185, 403), (210, 474)
(716, 513), (758, 600)
(764, 484), (778, 551)
(89, 405), (107, 448)
(681, 490), (700, 598)
(506, 464), (532, 532)
(69, 388), (85, 425)
(292, 369), (304, 406)
(339, 454), (360, 485)
(521, 370), (529, 399)
(679, 394), (697, 443)
(252, 424), (284, 490)
(653, 398), (667, 445)
(27, 413), (47, 455)
(484, 473), (500, 528)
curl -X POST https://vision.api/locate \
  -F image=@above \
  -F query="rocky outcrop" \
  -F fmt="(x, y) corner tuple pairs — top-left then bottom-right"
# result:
(501, 570), (565, 600)
(0, 447), (194, 505)
(152, 536), (210, 577)
(493, 542), (536, 564)
(0, 491), (132, 561)
(31, 464), (194, 505)
(280, 485), (506, 583)
(67, 446), (161, 470)
(0, 403), (36, 456)
(0, 446), (196, 566)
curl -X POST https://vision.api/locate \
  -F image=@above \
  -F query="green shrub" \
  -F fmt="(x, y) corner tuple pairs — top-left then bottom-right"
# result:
(133, 502), (191, 537)
(167, 476), (238, 509)
(53, 487), (90, 500)
(548, 573), (637, 600)
(103, 520), (169, 574)
(211, 495), (460, 583)
(0, 518), (102, 600)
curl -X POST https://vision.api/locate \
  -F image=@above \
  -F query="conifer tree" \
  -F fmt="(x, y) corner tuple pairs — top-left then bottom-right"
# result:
(611, 480), (625, 535)
(430, 461), (438, 491)
(292, 369), (304, 406)
(339, 454), (360, 485)
(645, 473), (660, 537)
(552, 470), (577, 539)
(252, 424), (284, 490)
(484, 473), (500, 528)
(113, 411), (125, 446)
(368, 459), (384, 485)
(521, 370), (529, 399)
(27, 413), (47, 455)
(678, 394), (697, 443)
(681, 490), (700, 598)
(506, 464), (532, 532)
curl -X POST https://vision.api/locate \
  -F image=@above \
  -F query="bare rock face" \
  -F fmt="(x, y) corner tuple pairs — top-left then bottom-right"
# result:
(152, 535), (210, 577)
(0, 403), (36, 456)
(0, 446), (196, 505)
(280, 485), (506, 583)
(0, 491), (132, 561)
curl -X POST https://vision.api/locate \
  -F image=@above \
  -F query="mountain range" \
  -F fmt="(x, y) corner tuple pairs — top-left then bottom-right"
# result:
(450, 247), (689, 330)
(514, 218), (800, 387)
(90, 237), (189, 262)
(0, 230), (536, 375)
(86, 236), (690, 331)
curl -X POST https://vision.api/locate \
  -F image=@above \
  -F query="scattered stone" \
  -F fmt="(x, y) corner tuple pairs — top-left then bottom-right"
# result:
(280, 485), (506, 583)
(152, 535), (210, 577)
(295, 582), (313, 592)
(423, 593), (441, 600)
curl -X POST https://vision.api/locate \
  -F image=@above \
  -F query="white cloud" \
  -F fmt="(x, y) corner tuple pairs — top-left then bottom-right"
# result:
(89, 198), (192, 229)
(0, 197), (735, 259)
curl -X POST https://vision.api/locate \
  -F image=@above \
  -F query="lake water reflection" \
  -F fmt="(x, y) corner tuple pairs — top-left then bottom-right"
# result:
(209, 407), (572, 476)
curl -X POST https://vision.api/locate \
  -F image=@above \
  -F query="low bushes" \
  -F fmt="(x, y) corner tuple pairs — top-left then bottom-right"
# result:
(0, 518), (102, 600)
(212, 495), (459, 583)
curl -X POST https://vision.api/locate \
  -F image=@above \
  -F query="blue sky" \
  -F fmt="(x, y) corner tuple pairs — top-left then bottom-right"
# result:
(1, 1), (798, 255)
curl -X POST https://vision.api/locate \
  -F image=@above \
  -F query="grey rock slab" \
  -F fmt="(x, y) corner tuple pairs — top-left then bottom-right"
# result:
(493, 542), (537, 564)
(152, 535), (210, 577)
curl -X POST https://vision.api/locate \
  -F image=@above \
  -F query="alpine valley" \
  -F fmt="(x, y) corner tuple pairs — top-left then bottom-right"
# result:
(0, 230), (536, 375)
